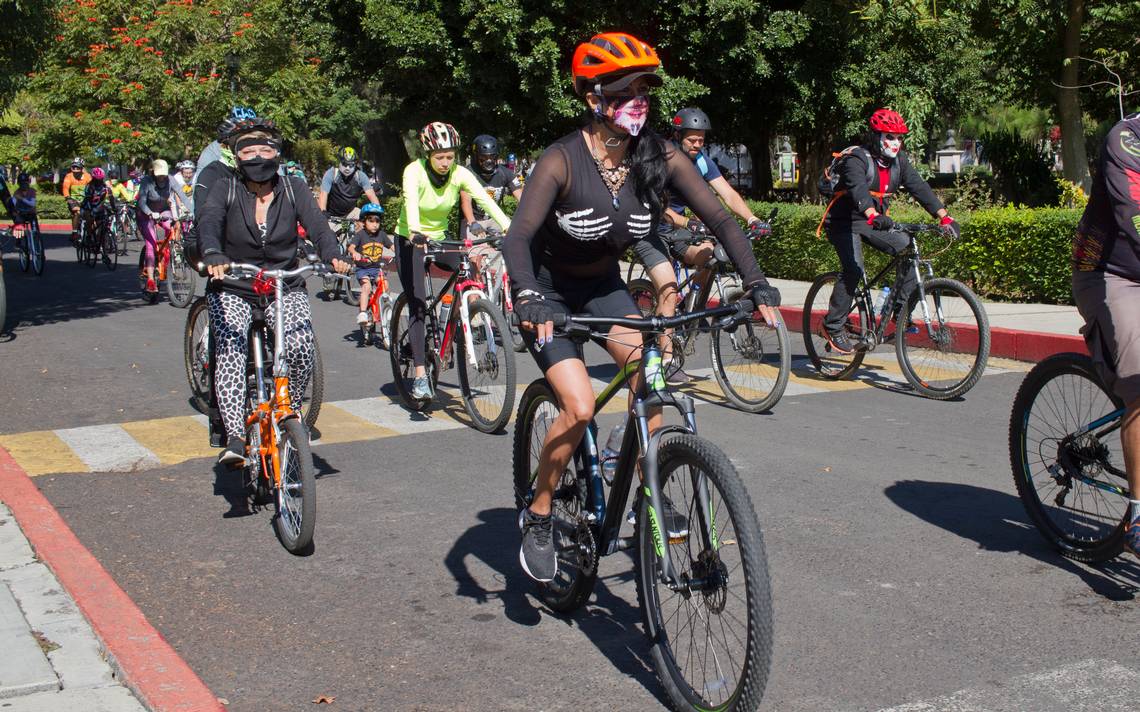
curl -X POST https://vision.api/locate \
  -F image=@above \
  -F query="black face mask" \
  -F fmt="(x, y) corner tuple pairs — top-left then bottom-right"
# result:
(238, 156), (279, 183)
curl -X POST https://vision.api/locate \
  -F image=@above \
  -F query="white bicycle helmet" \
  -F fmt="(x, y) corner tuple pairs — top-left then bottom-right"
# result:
(419, 122), (461, 153)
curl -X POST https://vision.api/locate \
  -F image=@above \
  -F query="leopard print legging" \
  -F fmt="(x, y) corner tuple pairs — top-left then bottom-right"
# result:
(207, 290), (316, 440)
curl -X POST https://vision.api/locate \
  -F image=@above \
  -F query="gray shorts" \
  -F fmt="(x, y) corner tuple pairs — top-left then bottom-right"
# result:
(1073, 269), (1140, 404)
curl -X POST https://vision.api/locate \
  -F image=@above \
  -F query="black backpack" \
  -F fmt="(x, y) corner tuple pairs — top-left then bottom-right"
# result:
(817, 145), (875, 197)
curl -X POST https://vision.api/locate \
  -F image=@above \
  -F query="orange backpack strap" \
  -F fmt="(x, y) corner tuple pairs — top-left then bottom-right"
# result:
(816, 191), (844, 238)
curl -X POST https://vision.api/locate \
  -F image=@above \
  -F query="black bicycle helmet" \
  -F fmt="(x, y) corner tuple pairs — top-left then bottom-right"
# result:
(471, 134), (498, 157)
(226, 115), (281, 146)
(671, 107), (712, 133)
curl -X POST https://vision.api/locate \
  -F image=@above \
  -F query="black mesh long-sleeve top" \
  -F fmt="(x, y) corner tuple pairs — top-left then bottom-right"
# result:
(503, 129), (768, 295)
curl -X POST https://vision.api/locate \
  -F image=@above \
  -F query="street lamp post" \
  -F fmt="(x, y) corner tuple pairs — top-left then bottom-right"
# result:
(225, 53), (240, 98)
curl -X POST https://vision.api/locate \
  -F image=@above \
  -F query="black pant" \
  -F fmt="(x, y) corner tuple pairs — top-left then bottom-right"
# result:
(824, 226), (916, 334)
(395, 236), (460, 367)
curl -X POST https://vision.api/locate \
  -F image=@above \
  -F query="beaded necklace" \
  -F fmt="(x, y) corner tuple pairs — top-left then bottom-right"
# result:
(587, 129), (630, 210)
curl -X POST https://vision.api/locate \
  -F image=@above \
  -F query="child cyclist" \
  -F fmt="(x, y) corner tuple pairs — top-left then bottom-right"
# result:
(348, 202), (394, 327)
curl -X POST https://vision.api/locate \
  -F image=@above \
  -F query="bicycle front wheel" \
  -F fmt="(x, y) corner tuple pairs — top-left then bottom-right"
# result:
(29, 224), (45, 276)
(389, 292), (439, 411)
(273, 417), (316, 554)
(17, 231), (29, 272)
(184, 297), (211, 414)
(802, 272), (866, 379)
(710, 288), (790, 413)
(896, 278), (990, 399)
(165, 248), (197, 308)
(101, 224), (118, 271)
(1009, 353), (1129, 562)
(636, 434), (772, 712)
(512, 380), (598, 612)
(457, 297), (516, 433)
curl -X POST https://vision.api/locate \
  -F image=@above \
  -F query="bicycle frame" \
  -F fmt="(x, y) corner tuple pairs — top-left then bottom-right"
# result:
(849, 231), (940, 348)
(422, 247), (495, 370)
(481, 251), (514, 316)
(557, 310), (738, 590)
(1053, 408), (1132, 498)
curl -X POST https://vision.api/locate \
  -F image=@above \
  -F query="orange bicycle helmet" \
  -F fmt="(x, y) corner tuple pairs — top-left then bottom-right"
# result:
(572, 32), (662, 96)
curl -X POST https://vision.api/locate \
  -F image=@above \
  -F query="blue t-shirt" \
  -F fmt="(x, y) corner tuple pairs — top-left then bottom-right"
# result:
(662, 147), (722, 232)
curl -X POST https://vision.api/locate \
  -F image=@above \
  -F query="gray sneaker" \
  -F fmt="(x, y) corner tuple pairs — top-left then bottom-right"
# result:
(664, 361), (692, 386)
(626, 496), (690, 539)
(518, 508), (557, 582)
(411, 375), (433, 400)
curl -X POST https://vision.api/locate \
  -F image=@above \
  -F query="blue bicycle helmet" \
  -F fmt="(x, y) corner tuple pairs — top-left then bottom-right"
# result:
(230, 106), (257, 121)
(360, 202), (384, 218)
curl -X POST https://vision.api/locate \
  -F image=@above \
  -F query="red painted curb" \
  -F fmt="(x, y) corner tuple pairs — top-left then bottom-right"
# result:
(774, 305), (1088, 362)
(0, 448), (225, 712)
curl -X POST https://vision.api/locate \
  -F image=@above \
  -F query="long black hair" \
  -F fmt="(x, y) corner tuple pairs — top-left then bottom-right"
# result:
(629, 126), (667, 217)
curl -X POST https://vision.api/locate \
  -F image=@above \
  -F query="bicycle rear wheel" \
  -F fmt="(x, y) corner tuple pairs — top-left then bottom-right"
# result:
(636, 434), (772, 712)
(627, 278), (657, 317)
(1009, 353), (1129, 562)
(272, 417), (316, 554)
(16, 230), (29, 272)
(710, 288), (790, 413)
(165, 246), (196, 307)
(802, 272), (866, 379)
(29, 223), (45, 276)
(512, 380), (598, 612)
(184, 297), (211, 413)
(389, 292), (439, 411)
(101, 223), (118, 270)
(896, 278), (990, 399)
(457, 297), (516, 433)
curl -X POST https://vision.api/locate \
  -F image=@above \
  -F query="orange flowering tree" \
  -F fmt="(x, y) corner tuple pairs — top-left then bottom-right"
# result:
(28, 0), (370, 167)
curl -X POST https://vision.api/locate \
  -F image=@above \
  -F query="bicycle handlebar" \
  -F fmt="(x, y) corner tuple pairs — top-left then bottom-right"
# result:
(893, 222), (943, 235)
(195, 261), (351, 281)
(511, 299), (757, 334)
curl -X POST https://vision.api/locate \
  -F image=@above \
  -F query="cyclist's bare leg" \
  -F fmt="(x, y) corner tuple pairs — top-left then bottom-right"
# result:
(683, 241), (715, 295)
(70, 204), (80, 235)
(647, 260), (679, 357)
(359, 278), (373, 316)
(530, 358), (596, 516)
(1121, 400), (1140, 504)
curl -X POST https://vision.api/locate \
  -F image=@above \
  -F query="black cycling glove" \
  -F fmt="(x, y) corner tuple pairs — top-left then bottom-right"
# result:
(749, 282), (781, 308)
(468, 222), (487, 237)
(409, 232), (429, 246)
(515, 296), (555, 326)
(868, 213), (895, 231)
(686, 218), (708, 235)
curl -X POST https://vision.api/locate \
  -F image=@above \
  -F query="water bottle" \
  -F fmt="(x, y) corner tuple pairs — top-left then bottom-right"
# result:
(875, 286), (892, 317)
(600, 417), (627, 484)
(438, 293), (454, 325)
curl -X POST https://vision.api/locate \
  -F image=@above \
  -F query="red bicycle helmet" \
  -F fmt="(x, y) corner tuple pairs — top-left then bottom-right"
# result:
(869, 108), (908, 134)
(571, 32), (661, 96)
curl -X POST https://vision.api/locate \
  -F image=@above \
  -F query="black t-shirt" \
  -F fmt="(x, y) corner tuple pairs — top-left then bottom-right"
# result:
(502, 129), (768, 296)
(1074, 115), (1140, 279)
(351, 227), (392, 267)
(469, 165), (522, 220)
(322, 168), (372, 217)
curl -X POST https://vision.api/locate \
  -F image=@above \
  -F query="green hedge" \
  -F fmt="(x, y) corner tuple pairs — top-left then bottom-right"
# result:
(747, 201), (1079, 305)
(33, 191), (71, 219)
(376, 193), (1079, 305)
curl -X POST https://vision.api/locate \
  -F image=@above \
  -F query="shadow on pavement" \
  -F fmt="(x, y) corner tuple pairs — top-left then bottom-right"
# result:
(213, 461), (253, 519)
(2, 238), (151, 331)
(444, 508), (668, 706)
(885, 479), (1139, 600)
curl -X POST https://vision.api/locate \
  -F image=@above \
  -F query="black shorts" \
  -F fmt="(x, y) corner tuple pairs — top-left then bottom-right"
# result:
(522, 264), (639, 372)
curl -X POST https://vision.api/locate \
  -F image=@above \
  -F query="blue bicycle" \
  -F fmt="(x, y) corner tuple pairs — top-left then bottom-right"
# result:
(1009, 352), (1134, 562)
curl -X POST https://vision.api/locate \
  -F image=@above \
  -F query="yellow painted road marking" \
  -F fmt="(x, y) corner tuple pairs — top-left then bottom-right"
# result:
(0, 431), (87, 476)
(310, 404), (399, 445)
(120, 417), (215, 465)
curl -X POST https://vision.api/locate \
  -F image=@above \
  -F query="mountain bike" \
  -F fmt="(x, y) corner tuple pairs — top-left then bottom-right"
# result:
(212, 262), (348, 553)
(802, 222), (990, 400)
(165, 214), (197, 307)
(359, 257), (394, 348)
(626, 217), (790, 413)
(12, 212), (45, 276)
(77, 209), (117, 270)
(323, 216), (360, 305)
(512, 300), (773, 712)
(1008, 352), (1134, 562)
(184, 293), (325, 433)
(389, 237), (516, 433)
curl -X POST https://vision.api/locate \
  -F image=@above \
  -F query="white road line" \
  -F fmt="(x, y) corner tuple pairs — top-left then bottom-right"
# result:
(873, 659), (1140, 712)
(331, 397), (465, 434)
(53, 424), (160, 473)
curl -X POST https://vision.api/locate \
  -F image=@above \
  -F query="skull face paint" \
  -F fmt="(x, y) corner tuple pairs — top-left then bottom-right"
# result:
(612, 95), (650, 137)
(880, 132), (903, 159)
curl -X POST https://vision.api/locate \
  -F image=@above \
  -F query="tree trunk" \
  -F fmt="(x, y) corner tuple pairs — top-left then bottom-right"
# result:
(796, 133), (829, 202)
(363, 120), (410, 198)
(748, 130), (773, 198)
(1057, 0), (1089, 191)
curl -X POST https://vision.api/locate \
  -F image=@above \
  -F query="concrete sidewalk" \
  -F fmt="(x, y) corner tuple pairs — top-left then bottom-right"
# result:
(0, 503), (146, 711)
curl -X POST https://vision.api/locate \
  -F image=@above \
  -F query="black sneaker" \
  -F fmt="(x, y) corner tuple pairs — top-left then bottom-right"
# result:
(664, 361), (692, 386)
(217, 437), (245, 467)
(822, 328), (856, 355)
(518, 508), (557, 582)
